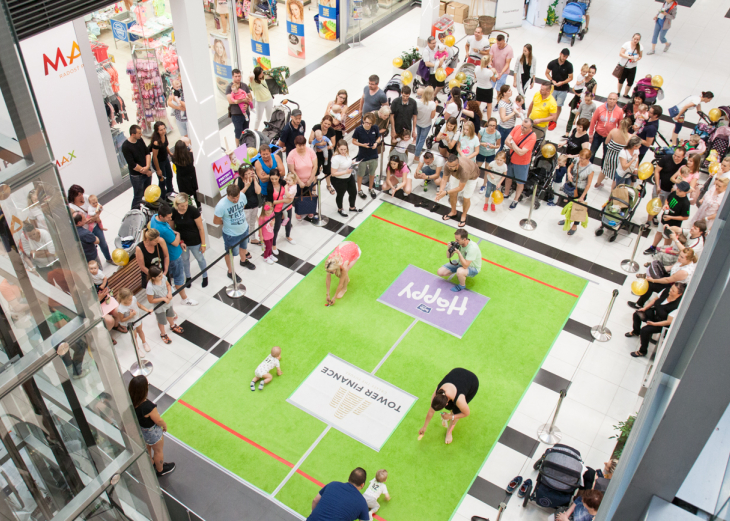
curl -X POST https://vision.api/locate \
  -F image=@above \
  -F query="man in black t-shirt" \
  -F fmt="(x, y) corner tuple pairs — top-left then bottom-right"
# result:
(351, 114), (381, 198)
(389, 85), (418, 140)
(638, 106), (661, 161)
(655, 148), (687, 199)
(545, 48), (574, 122)
(278, 109), (306, 155)
(644, 182), (691, 255)
(121, 124), (151, 210)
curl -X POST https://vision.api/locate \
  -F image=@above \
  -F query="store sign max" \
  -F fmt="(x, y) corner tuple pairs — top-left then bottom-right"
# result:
(43, 42), (81, 76)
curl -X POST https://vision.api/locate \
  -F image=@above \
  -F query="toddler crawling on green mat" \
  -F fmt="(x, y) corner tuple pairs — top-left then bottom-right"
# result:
(250, 346), (282, 391)
(364, 469), (391, 519)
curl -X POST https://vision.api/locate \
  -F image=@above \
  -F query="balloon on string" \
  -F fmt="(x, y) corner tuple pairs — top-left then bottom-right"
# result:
(637, 162), (654, 181)
(144, 185), (161, 203)
(709, 162), (721, 175)
(646, 197), (662, 216)
(651, 75), (663, 88)
(709, 108), (722, 122)
(631, 279), (649, 296)
(541, 143), (556, 158)
(401, 70), (413, 85)
(491, 190), (504, 204)
(435, 68), (447, 82)
(112, 248), (129, 266)
(448, 79), (461, 90)
(455, 71), (466, 82)
(444, 34), (455, 47)
(392, 57), (403, 68)
(248, 148), (258, 161)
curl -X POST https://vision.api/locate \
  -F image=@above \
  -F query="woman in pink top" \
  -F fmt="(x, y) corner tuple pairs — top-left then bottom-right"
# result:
(287, 135), (318, 220)
(382, 155), (411, 196)
(325, 241), (361, 306)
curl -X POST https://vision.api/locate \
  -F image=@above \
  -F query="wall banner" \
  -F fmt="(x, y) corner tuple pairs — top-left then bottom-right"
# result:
(250, 14), (272, 70)
(210, 33), (232, 93)
(318, 0), (337, 40)
(286, 0), (306, 59)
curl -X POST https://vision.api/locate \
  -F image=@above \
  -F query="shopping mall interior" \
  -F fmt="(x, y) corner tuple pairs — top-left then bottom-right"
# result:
(0, 0), (729, 519)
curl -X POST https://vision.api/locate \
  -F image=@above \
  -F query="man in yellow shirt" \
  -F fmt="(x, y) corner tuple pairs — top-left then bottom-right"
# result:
(528, 84), (558, 128)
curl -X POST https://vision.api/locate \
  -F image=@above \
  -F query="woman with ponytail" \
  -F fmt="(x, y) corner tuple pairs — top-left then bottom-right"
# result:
(324, 241), (361, 306)
(419, 368), (479, 444)
(669, 91), (714, 146)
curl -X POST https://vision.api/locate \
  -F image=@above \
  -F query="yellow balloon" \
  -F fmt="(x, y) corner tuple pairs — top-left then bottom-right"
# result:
(709, 162), (721, 175)
(435, 68), (447, 82)
(491, 190), (504, 204)
(393, 57), (403, 68)
(709, 108), (722, 123)
(448, 79), (461, 90)
(541, 143), (556, 159)
(247, 147), (258, 160)
(111, 248), (129, 267)
(489, 37), (497, 45)
(401, 70), (413, 85)
(444, 34), (455, 47)
(646, 197), (662, 216)
(631, 279), (649, 296)
(651, 75), (663, 88)
(637, 162), (654, 181)
(144, 185), (161, 203)
(455, 71), (466, 82)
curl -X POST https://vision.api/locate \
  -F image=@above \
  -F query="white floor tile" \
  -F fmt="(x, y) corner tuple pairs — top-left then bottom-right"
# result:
(478, 443), (530, 491)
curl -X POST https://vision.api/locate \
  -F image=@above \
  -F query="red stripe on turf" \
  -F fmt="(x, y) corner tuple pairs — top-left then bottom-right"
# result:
(372, 214), (579, 298)
(178, 400), (389, 519)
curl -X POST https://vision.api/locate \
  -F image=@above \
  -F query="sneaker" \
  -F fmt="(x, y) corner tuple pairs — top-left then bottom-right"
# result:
(358, 190), (367, 199)
(227, 271), (239, 280)
(265, 256), (275, 264)
(156, 462), (176, 477)
(286, 237), (296, 245)
(664, 42), (672, 52)
(491, 203), (496, 211)
(509, 201), (518, 210)
(483, 203), (489, 211)
(479, 185), (486, 194)
(547, 200), (557, 206)
(450, 284), (464, 292)
(182, 298), (199, 306)
(258, 380), (265, 390)
(137, 348), (146, 359)
(143, 342), (151, 352)
(250, 380), (257, 391)
(627, 301), (640, 309)
(507, 476), (523, 494)
(202, 277), (209, 288)
(369, 189), (377, 198)
(240, 260), (256, 270)
(646, 49), (655, 55)
(643, 246), (657, 255)
(185, 277), (192, 289)
(517, 479), (532, 499)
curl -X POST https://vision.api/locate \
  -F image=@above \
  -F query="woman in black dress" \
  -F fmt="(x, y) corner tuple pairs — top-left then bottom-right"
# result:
(419, 368), (479, 444)
(151, 121), (174, 200)
(171, 140), (200, 207)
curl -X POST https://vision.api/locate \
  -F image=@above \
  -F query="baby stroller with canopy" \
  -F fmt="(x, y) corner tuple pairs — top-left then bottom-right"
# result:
(557, 2), (587, 47)
(115, 209), (148, 257)
(505, 127), (546, 202)
(596, 184), (640, 242)
(524, 141), (558, 210)
(632, 76), (664, 106)
(522, 444), (583, 509)
(240, 129), (269, 152)
(262, 99), (298, 145)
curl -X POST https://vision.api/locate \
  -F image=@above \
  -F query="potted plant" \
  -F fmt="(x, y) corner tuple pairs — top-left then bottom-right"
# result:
(392, 47), (422, 79)
(609, 414), (636, 459)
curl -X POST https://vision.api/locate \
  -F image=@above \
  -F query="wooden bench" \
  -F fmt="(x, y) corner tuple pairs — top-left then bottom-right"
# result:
(344, 97), (364, 134)
(108, 257), (143, 297)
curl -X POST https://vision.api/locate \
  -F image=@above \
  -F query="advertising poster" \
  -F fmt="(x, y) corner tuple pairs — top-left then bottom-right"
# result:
(250, 15), (272, 70)
(213, 144), (252, 195)
(19, 22), (114, 195)
(318, 0), (337, 40)
(210, 33), (232, 93)
(286, 0), (305, 59)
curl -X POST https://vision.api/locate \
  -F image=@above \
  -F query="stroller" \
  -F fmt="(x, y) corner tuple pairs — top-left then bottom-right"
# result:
(524, 142), (558, 210)
(262, 99), (299, 144)
(240, 129), (269, 152)
(114, 209), (147, 257)
(453, 62), (477, 100)
(632, 76), (664, 106)
(557, 2), (587, 47)
(596, 184), (640, 242)
(522, 444), (583, 509)
(506, 127), (546, 203)
(425, 105), (446, 151)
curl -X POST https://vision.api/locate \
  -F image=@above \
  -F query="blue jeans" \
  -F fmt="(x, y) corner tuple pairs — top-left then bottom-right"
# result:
(181, 244), (207, 279)
(414, 124), (431, 157)
(223, 231), (249, 256)
(155, 158), (174, 201)
(497, 125), (512, 153)
(652, 18), (669, 44)
(167, 256), (185, 287)
(92, 225), (112, 261)
(130, 174), (151, 210)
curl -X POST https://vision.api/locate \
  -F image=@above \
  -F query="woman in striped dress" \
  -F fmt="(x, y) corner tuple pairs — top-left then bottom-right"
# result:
(596, 117), (632, 189)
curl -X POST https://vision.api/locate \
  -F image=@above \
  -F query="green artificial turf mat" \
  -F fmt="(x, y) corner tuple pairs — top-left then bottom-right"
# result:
(164, 203), (586, 520)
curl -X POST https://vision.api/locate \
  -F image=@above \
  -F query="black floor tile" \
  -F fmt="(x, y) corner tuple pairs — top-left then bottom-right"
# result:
(469, 217), (498, 235)
(589, 263), (627, 286)
(726, 7), (730, 18)
(656, 0), (693, 5)
(533, 368), (572, 394)
(468, 477), (509, 509)
(563, 318), (594, 342)
(163, 490), (191, 520)
(177, 320), (229, 352)
(493, 227), (526, 246)
(215, 287), (267, 316)
(556, 250), (593, 274)
(523, 238), (560, 259)
(499, 426), (540, 458)
(210, 341), (232, 358)
(156, 393), (176, 414)
(322, 216), (344, 233)
(274, 249), (316, 275)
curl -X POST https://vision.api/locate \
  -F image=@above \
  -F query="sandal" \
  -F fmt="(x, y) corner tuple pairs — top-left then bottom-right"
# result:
(442, 213), (457, 221)
(625, 332), (638, 337)
(328, 186), (336, 195)
(170, 324), (184, 334)
(458, 220), (466, 228)
(568, 227), (577, 235)
(160, 334), (172, 344)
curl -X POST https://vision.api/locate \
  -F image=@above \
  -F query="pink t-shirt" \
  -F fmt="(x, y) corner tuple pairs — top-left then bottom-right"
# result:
(489, 44), (514, 78)
(287, 148), (317, 184)
(258, 215), (275, 240)
(328, 241), (361, 265)
(390, 165), (410, 178)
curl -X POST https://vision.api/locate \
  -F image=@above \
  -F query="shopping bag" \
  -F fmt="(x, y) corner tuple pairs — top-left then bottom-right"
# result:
(293, 186), (318, 215)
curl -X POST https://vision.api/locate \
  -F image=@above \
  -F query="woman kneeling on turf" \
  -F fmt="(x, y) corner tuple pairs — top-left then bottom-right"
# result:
(419, 368), (479, 444)
(325, 241), (361, 306)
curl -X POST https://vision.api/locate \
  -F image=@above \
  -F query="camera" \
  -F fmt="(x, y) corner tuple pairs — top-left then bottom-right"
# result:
(448, 240), (460, 257)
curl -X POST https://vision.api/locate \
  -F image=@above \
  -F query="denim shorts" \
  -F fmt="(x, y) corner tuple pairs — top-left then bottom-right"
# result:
(141, 424), (163, 446)
(508, 162), (530, 185)
(484, 180), (496, 198)
(167, 256), (185, 287)
(476, 153), (495, 164)
(223, 231), (249, 256)
(442, 263), (479, 278)
(553, 90), (569, 107)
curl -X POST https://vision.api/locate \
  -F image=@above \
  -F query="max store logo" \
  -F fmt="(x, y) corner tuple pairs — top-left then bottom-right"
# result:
(55, 150), (77, 169)
(43, 41), (82, 76)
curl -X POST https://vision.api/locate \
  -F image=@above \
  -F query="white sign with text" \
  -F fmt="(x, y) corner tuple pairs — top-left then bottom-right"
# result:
(288, 354), (417, 451)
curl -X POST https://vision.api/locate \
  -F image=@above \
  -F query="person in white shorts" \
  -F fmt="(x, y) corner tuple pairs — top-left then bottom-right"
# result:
(251, 346), (282, 391)
(435, 154), (480, 228)
(363, 469), (391, 519)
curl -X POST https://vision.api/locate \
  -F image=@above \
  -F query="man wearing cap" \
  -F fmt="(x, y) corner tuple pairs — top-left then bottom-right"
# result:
(643, 181), (691, 255)
(278, 109), (306, 155)
(545, 48), (574, 123)
(528, 83), (558, 129)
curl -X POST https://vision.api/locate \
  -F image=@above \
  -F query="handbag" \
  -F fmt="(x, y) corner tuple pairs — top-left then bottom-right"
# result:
(668, 105), (679, 118)
(612, 63), (625, 80)
(647, 260), (669, 280)
(293, 185), (318, 215)
(562, 182), (576, 197)
(417, 59), (431, 83)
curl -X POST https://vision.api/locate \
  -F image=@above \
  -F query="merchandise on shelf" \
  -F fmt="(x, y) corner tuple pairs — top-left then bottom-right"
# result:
(127, 52), (170, 136)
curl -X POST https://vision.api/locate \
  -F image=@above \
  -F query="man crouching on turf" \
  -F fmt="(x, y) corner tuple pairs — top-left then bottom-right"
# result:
(437, 229), (482, 292)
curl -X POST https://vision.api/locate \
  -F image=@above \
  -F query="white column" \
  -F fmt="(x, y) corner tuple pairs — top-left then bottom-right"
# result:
(418, 0), (440, 48)
(169, 0), (224, 204)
